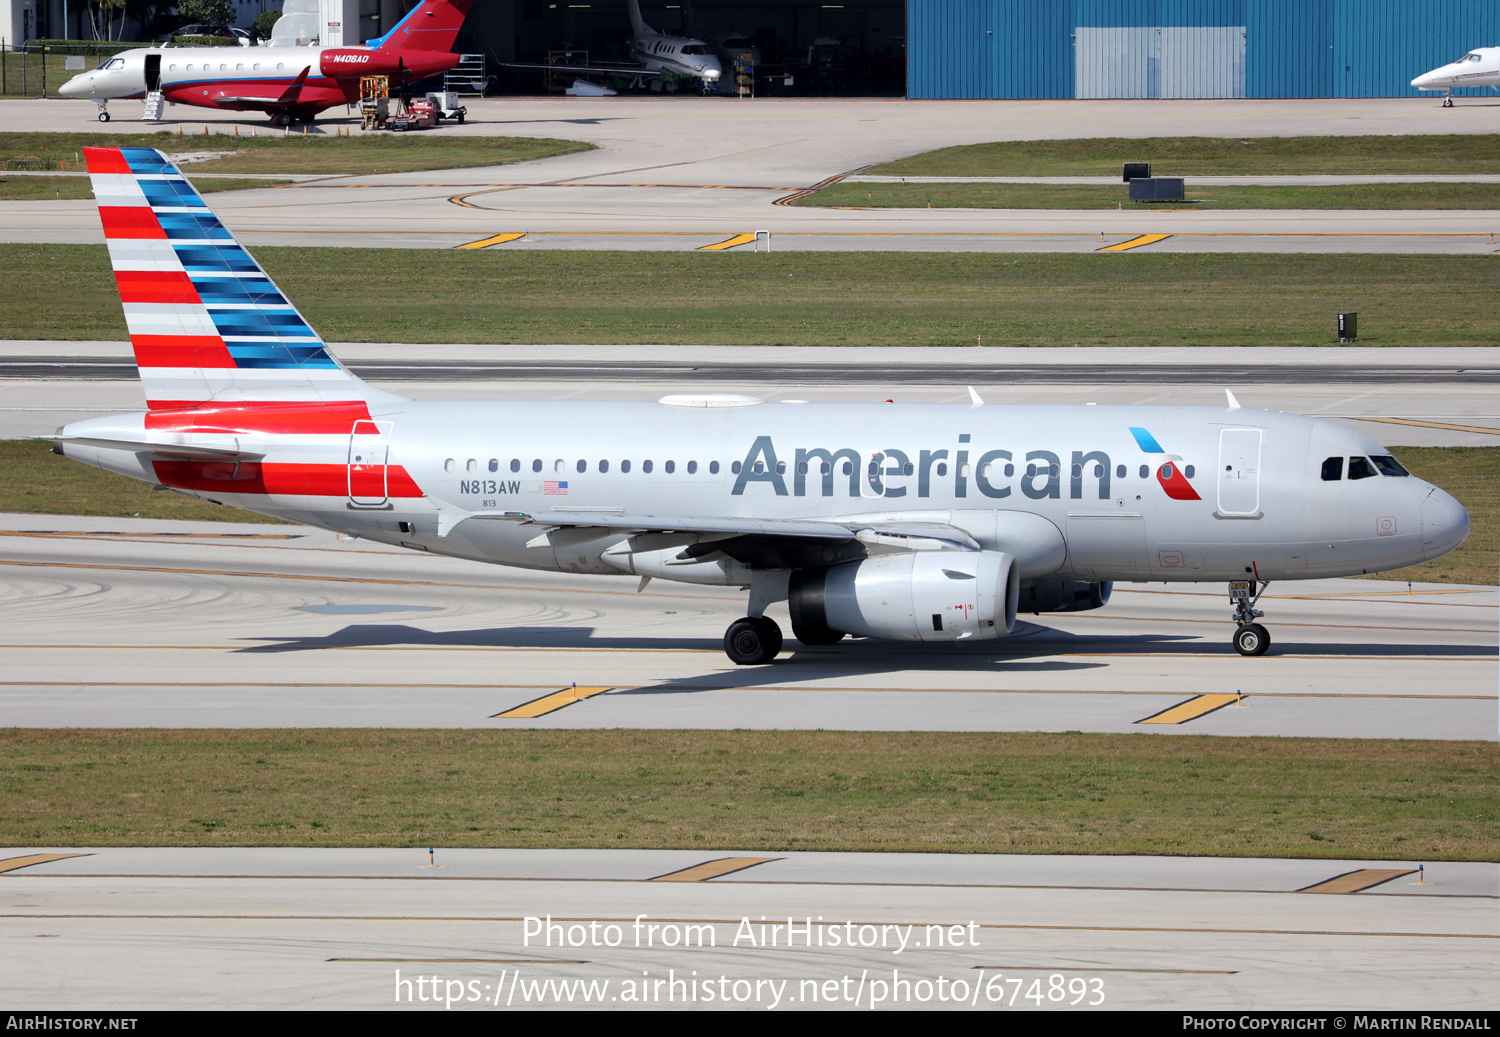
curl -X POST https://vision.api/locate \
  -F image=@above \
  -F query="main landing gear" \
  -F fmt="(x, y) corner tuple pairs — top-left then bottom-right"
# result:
(1443, 96), (1455, 107)
(725, 616), (782, 665)
(1229, 580), (1271, 656)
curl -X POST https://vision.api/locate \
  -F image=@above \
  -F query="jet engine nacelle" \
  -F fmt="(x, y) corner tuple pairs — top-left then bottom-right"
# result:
(1020, 579), (1112, 614)
(790, 550), (1020, 643)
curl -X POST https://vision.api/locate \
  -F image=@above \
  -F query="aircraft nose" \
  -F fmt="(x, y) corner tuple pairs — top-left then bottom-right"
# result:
(1421, 486), (1469, 561)
(58, 75), (89, 97)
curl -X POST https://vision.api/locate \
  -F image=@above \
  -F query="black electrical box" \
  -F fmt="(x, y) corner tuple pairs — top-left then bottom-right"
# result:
(1123, 162), (1151, 182)
(1128, 177), (1185, 202)
(1338, 312), (1357, 342)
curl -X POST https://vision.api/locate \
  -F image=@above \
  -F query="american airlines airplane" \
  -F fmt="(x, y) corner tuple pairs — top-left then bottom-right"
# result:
(56, 0), (473, 125)
(54, 147), (1471, 665)
(1412, 47), (1500, 105)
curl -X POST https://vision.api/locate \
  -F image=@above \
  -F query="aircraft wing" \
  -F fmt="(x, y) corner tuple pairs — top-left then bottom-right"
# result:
(217, 65), (313, 109)
(513, 512), (982, 554)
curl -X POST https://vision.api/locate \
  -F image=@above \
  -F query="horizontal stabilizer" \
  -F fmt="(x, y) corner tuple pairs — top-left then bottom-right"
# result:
(52, 435), (265, 461)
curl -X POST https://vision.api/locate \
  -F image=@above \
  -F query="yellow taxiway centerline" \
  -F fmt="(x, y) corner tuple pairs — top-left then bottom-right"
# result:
(1299, 868), (1418, 894)
(1098, 233), (1173, 252)
(698, 232), (758, 251)
(493, 685), (612, 719)
(1136, 692), (1243, 724)
(650, 857), (781, 882)
(1350, 416), (1500, 436)
(454, 232), (527, 249)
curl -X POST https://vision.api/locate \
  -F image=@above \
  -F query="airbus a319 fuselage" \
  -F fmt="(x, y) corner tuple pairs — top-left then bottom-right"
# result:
(55, 147), (1471, 665)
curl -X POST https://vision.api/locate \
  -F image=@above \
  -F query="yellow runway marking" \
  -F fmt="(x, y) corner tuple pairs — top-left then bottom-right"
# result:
(0, 853), (88, 874)
(1350, 416), (1500, 437)
(774, 170), (855, 206)
(1137, 692), (1243, 725)
(493, 685), (612, 718)
(454, 232), (526, 249)
(1299, 868), (1417, 894)
(650, 857), (780, 882)
(1098, 233), (1173, 252)
(698, 232), (757, 251)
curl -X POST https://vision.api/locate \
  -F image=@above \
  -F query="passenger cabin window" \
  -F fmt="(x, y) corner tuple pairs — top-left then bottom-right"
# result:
(488, 459), (498, 472)
(554, 459), (565, 473)
(532, 459), (542, 472)
(1321, 456), (1343, 481)
(665, 460), (675, 473)
(687, 461), (697, 474)
(643, 460), (654, 473)
(1138, 464), (1149, 478)
(1370, 454), (1409, 477)
(510, 459), (520, 473)
(1347, 456), (1377, 480)
(599, 460), (609, 473)
(1184, 465), (1195, 478)
(466, 459), (477, 473)
(576, 459), (586, 473)
(444, 458), (455, 473)
(709, 461), (719, 474)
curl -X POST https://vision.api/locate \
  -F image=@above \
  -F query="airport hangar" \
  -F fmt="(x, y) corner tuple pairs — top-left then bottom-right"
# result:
(399, 0), (1500, 98)
(11, 0), (1500, 98)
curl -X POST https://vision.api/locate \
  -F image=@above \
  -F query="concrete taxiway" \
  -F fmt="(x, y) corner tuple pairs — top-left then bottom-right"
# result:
(1, 848), (1494, 1009)
(5, 342), (1500, 447)
(3, 97), (1500, 252)
(0, 513), (1491, 737)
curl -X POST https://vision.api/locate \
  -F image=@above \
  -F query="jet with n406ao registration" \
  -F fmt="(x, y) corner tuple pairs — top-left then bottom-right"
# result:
(57, 0), (472, 124)
(53, 147), (1469, 665)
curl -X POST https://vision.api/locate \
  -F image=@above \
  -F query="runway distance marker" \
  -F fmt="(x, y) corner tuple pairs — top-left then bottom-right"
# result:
(649, 857), (781, 882)
(0, 852), (89, 874)
(1136, 693), (1243, 725)
(1098, 233), (1173, 252)
(698, 232), (757, 251)
(1298, 868), (1418, 894)
(455, 232), (526, 250)
(493, 685), (612, 718)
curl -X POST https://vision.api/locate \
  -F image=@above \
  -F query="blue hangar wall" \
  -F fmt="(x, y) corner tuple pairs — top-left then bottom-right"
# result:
(908, 0), (1500, 99)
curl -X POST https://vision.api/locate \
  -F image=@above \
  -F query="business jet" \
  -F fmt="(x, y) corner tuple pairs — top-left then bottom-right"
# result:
(1412, 47), (1500, 105)
(504, 0), (721, 90)
(54, 146), (1470, 665)
(57, 0), (473, 125)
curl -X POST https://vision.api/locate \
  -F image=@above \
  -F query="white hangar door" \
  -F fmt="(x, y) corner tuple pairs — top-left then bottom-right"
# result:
(1075, 25), (1246, 99)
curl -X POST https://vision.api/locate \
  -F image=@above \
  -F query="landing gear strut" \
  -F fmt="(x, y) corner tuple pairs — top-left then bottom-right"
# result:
(724, 616), (782, 665)
(1229, 580), (1270, 656)
(94, 101), (110, 122)
(1443, 96), (1454, 107)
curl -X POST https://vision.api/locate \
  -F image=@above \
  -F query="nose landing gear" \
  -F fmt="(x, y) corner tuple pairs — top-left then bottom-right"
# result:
(93, 100), (110, 122)
(1229, 580), (1270, 656)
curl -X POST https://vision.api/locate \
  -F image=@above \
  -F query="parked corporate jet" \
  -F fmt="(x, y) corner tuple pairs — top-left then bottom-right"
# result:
(1412, 47), (1500, 105)
(57, 0), (473, 125)
(54, 147), (1470, 665)
(504, 0), (721, 89)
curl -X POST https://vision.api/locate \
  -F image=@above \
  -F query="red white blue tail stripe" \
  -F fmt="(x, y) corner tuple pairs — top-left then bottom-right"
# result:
(85, 146), (391, 411)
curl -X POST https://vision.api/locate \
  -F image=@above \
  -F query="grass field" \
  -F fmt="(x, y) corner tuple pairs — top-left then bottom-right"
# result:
(1, 729), (1493, 859)
(0, 173), (287, 200)
(0, 130), (593, 176)
(869, 136), (1500, 177)
(2, 440), (1492, 585)
(5, 244), (1500, 349)
(807, 181), (1500, 211)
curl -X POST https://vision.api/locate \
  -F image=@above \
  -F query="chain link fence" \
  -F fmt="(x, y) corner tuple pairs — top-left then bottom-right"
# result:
(1, 39), (154, 98)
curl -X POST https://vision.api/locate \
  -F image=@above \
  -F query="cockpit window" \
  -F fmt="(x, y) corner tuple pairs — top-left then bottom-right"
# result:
(1321, 456), (1343, 481)
(1369, 454), (1409, 477)
(1457, 52), (1481, 63)
(681, 44), (707, 54)
(1347, 456), (1377, 480)
(98, 57), (125, 70)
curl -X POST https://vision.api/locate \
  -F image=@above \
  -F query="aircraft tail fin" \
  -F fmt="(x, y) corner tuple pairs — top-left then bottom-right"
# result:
(369, 0), (475, 53)
(626, 0), (650, 37)
(84, 146), (397, 412)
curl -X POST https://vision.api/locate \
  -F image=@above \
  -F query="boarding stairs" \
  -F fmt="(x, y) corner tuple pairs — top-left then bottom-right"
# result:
(141, 90), (165, 121)
(443, 54), (487, 95)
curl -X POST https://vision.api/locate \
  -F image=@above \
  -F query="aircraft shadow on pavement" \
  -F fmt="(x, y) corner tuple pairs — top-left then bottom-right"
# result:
(233, 619), (1487, 666)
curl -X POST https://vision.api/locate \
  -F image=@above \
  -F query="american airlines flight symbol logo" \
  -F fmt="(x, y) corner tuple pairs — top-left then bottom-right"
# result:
(1128, 426), (1202, 501)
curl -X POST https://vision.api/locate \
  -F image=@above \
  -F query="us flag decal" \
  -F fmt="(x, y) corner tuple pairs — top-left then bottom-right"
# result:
(544, 481), (569, 495)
